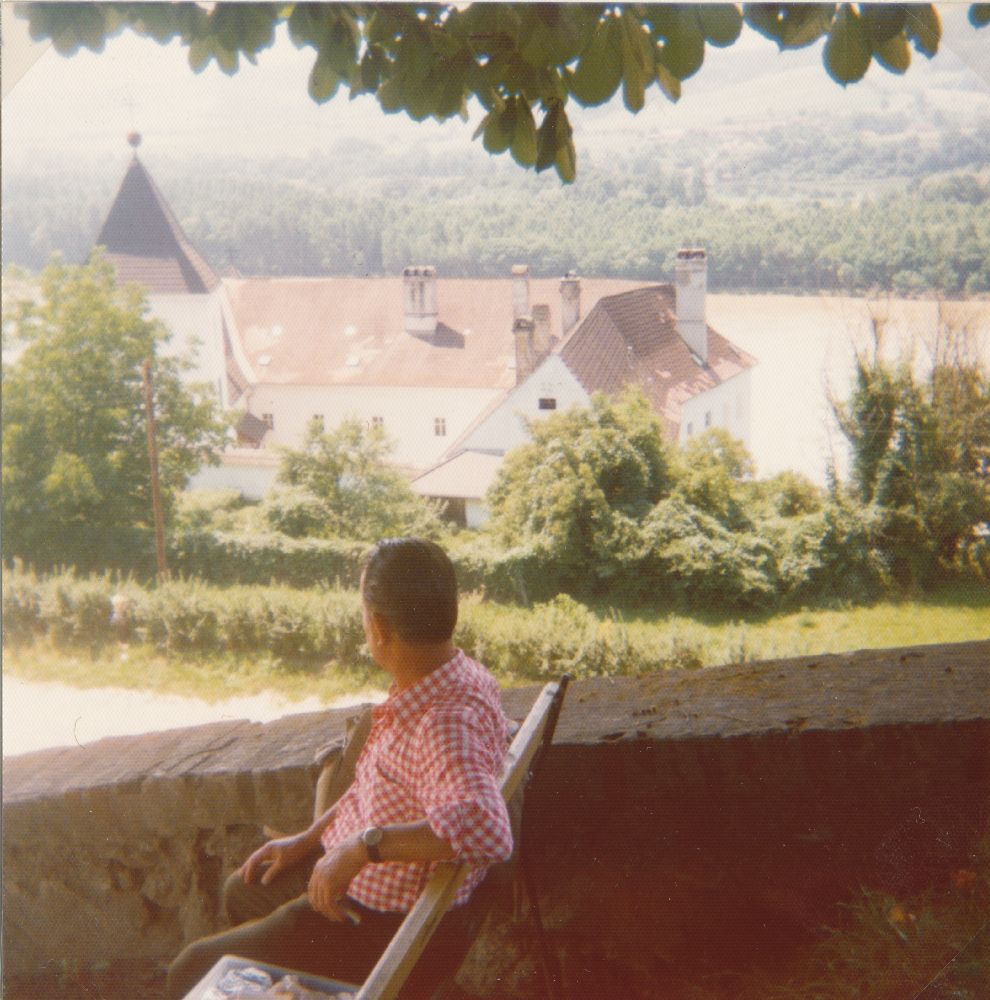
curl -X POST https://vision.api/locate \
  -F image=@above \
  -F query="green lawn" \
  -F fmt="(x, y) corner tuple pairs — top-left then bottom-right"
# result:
(5, 583), (987, 705)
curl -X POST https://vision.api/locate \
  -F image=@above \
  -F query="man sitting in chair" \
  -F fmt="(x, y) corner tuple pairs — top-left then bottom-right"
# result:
(167, 538), (514, 999)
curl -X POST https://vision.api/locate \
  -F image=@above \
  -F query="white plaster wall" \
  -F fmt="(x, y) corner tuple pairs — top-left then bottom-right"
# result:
(187, 456), (279, 500)
(679, 369), (752, 448)
(246, 384), (501, 470)
(459, 355), (591, 455)
(149, 293), (226, 402)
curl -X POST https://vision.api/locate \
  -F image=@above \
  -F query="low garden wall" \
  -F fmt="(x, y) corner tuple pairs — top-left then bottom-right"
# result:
(4, 640), (988, 996)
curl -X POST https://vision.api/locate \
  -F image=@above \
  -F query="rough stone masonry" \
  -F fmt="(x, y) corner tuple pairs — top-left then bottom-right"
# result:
(3, 640), (989, 997)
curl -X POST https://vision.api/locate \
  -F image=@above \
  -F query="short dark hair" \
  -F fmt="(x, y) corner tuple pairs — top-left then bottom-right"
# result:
(361, 538), (458, 644)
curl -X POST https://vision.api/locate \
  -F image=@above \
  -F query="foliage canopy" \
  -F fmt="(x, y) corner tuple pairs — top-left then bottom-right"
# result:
(265, 417), (442, 542)
(832, 317), (990, 587)
(21, 3), (989, 182)
(1, 254), (228, 571)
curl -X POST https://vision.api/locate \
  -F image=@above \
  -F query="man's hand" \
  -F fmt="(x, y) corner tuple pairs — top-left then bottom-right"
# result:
(240, 833), (313, 886)
(307, 835), (367, 921)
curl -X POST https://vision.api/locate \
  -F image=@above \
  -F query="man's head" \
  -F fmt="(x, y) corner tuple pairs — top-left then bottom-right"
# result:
(360, 537), (458, 646)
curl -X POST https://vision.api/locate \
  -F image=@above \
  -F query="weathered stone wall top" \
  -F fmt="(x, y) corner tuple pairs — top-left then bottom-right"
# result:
(526, 639), (990, 745)
(5, 640), (988, 805)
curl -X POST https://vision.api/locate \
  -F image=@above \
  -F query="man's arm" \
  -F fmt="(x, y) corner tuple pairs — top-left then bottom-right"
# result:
(241, 801), (340, 886)
(307, 821), (456, 921)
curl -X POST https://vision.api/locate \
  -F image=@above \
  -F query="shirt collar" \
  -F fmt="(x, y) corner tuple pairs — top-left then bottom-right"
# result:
(379, 649), (465, 727)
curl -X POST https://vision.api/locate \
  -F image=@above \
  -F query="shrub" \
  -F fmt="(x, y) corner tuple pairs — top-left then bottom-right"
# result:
(167, 530), (367, 590)
(635, 497), (780, 612)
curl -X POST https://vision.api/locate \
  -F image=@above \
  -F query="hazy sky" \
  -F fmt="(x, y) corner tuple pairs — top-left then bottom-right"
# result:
(3, 2), (988, 173)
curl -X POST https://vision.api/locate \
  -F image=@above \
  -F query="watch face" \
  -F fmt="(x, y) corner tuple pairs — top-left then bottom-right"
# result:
(363, 826), (384, 846)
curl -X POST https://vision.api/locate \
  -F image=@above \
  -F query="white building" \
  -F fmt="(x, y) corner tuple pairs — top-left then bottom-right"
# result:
(95, 145), (756, 518)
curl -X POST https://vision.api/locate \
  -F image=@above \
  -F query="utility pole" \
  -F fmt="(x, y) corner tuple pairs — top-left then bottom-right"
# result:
(142, 360), (169, 583)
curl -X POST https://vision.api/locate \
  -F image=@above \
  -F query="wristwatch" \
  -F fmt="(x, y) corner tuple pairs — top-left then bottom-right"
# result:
(360, 825), (385, 863)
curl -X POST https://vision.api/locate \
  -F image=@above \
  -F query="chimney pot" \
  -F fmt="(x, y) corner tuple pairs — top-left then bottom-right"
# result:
(511, 264), (530, 320)
(560, 272), (581, 337)
(674, 249), (708, 363)
(513, 316), (536, 385)
(403, 265), (438, 338)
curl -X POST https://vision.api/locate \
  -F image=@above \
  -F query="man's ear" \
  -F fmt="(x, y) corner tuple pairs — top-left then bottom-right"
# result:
(369, 610), (393, 647)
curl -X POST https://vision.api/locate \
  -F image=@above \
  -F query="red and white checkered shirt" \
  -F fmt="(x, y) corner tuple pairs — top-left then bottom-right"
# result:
(321, 649), (513, 913)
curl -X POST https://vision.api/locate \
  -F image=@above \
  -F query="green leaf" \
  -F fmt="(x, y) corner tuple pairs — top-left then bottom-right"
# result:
(483, 104), (514, 154)
(824, 5), (872, 85)
(657, 10), (706, 81)
(188, 36), (213, 72)
(970, 5), (990, 28)
(861, 5), (907, 43)
(698, 4), (744, 47)
(376, 75), (406, 113)
(872, 32), (911, 74)
(744, 4), (836, 50)
(511, 98), (538, 166)
(904, 5), (941, 56)
(620, 11), (652, 112)
(555, 130), (577, 184)
(567, 15), (623, 106)
(655, 62), (682, 102)
(308, 52), (342, 104)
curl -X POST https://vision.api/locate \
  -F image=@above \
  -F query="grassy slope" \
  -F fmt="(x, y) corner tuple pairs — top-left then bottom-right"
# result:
(5, 584), (987, 705)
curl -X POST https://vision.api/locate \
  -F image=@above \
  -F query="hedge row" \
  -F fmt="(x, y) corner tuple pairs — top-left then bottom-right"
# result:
(1, 569), (687, 681)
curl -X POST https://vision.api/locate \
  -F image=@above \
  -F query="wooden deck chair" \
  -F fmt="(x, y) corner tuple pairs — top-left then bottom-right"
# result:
(356, 676), (570, 1000)
(305, 677), (570, 1000)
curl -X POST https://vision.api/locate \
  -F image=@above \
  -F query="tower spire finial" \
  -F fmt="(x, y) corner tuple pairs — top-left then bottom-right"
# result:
(127, 131), (142, 154)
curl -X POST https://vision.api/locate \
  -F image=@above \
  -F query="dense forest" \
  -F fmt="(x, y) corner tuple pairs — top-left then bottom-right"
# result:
(4, 113), (989, 296)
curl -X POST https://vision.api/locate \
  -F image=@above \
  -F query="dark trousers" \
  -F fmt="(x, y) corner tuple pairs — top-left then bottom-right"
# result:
(166, 853), (472, 1000)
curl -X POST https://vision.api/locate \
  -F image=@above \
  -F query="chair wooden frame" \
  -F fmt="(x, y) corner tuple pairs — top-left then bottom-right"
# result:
(355, 676), (570, 1000)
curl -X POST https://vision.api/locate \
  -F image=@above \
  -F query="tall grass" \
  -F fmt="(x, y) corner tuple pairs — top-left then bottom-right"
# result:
(3, 567), (988, 701)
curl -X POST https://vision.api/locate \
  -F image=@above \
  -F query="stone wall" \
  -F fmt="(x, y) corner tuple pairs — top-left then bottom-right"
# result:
(4, 640), (989, 995)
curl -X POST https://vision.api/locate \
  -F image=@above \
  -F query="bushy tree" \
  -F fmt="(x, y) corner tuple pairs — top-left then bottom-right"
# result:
(833, 321), (990, 588)
(672, 427), (756, 528)
(1, 254), (228, 571)
(264, 417), (442, 542)
(486, 388), (673, 594)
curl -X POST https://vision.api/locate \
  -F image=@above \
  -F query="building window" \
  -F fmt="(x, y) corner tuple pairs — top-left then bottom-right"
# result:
(434, 417), (447, 437)
(370, 416), (384, 430)
(538, 397), (557, 410)
(686, 421), (694, 438)
(313, 414), (325, 431)
(704, 410), (712, 429)
(262, 413), (274, 430)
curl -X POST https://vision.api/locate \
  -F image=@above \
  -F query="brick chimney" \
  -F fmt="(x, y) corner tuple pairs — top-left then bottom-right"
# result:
(675, 248), (708, 363)
(560, 271), (581, 337)
(513, 316), (536, 385)
(532, 303), (552, 358)
(511, 264), (530, 320)
(403, 265), (438, 338)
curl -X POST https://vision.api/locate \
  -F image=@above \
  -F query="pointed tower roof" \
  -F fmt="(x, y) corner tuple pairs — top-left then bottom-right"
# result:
(96, 136), (219, 294)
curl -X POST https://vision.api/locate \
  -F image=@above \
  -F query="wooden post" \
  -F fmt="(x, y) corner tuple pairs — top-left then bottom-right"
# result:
(142, 360), (169, 583)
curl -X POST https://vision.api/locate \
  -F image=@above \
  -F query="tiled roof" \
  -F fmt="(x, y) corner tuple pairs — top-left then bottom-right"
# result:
(223, 276), (640, 389)
(96, 157), (219, 294)
(560, 285), (756, 434)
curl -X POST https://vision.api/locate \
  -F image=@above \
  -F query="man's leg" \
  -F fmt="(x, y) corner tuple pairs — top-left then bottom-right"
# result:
(166, 896), (405, 1000)
(222, 851), (318, 926)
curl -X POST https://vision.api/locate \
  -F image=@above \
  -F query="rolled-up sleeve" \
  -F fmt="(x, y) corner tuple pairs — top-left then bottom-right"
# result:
(417, 706), (513, 864)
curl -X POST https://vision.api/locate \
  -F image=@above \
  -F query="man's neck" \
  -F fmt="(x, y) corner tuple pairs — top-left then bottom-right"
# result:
(388, 641), (457, 692)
